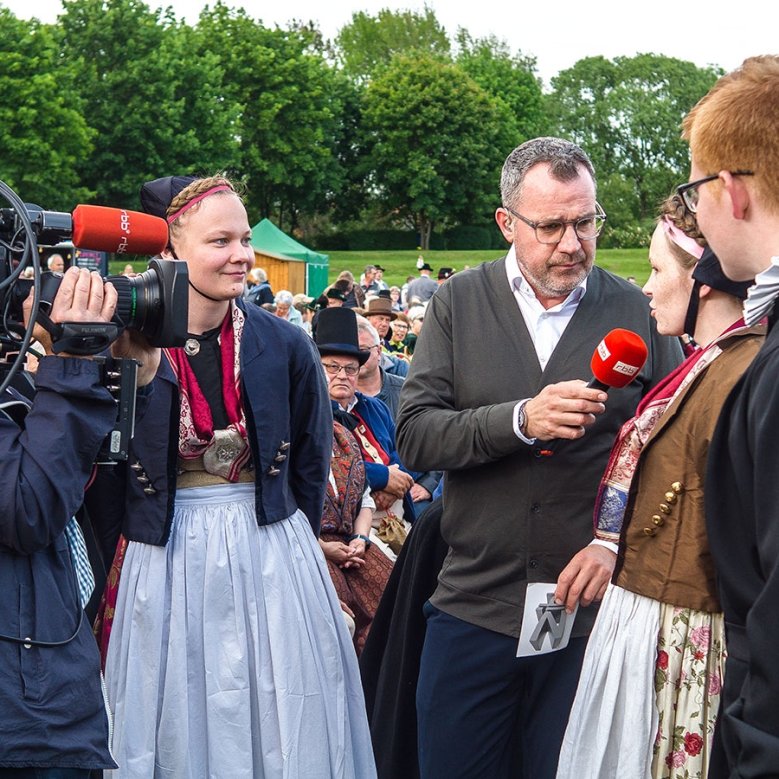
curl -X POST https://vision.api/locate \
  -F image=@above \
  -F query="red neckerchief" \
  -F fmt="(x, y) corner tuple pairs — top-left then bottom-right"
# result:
(163, 305), (249, 480)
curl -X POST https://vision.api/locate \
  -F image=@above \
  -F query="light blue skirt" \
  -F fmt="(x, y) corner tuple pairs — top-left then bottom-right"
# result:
(104, 483), (376, 778)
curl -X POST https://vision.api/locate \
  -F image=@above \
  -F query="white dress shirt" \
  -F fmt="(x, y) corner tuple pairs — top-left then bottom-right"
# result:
(504, 244), (587, 441)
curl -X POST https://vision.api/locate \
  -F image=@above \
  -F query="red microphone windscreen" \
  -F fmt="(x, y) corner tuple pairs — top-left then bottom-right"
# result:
(590, 329), (648, 389)
(71, 205), (169, 255)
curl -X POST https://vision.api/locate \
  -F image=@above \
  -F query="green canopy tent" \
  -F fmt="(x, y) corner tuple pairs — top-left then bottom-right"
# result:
(250, 218), (329, 297)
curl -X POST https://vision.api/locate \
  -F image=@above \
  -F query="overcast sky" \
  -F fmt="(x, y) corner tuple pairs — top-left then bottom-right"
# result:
(3, 0), (777, 87)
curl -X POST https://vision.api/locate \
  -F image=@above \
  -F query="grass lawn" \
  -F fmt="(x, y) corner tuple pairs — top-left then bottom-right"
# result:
(109, 247), (652, 290)
(325, 248), (651, 288)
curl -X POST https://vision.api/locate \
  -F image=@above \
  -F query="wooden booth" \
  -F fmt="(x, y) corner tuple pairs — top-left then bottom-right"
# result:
(250, 218), (329, 297)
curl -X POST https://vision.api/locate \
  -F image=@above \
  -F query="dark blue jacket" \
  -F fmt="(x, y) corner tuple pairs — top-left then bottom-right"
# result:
(87, 301), (332, 552)
(0, 357), (116, 769)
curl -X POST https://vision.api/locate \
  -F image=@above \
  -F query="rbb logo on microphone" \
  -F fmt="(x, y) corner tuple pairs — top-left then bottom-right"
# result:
(589, 329), (648, 390)
(612, 360), (640, 377)
(71, 205), (168, 256)
(118, 210), (131, 253)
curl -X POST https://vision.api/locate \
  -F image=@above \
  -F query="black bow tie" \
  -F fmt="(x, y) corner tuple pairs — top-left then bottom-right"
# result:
(332, 406), (359, 432)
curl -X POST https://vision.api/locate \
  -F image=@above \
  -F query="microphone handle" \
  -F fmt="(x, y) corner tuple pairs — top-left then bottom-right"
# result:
(539, 377), (609, 456)
(586, 377), (610, 392)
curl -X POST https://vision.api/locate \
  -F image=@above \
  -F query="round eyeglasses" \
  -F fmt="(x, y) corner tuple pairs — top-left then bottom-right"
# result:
(504, 203), (607, 245)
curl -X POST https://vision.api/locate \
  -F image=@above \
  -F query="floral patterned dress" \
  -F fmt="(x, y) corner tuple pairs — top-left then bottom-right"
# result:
(653, 607), (725, 777)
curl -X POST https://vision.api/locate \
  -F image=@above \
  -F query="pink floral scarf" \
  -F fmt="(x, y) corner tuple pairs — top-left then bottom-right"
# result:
(593, 324), (744, 542)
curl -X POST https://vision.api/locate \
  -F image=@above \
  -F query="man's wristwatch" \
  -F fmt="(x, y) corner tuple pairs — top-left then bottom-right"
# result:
(517, 398), (531, 438)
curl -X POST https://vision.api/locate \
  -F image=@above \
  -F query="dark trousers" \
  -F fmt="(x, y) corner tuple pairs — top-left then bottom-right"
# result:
(417, 603), (587, 779)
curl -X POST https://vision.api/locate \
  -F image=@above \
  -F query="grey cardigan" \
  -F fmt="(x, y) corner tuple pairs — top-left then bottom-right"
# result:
(396, 257), (682, 638)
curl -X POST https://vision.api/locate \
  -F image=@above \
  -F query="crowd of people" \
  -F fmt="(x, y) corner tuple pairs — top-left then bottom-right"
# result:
(1, 56), (778, 779)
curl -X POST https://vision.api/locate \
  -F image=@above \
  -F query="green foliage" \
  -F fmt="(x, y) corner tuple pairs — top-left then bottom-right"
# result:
(311, 224), (505, 251)
(361, 54), (514, 248)
(335, 5), (450, 80)
(0, 9), (94, 208)
(194, 3), (344, 229)
(57, 0), (238, 208)
(0, 3), (730, 250)
(548, 53), (721, 224)
(455, 31), (548, 143)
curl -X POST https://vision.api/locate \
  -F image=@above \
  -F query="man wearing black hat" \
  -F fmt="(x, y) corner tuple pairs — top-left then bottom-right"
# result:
(327, 287), (347, 306)
(375, 265), (390, 292)
(315, 308), (419, 544)
(406, 263), (438, 304)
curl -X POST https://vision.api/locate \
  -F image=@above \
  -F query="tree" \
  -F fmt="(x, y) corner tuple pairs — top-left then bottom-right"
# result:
(57, 0), (238, 208)
(335, 6), (450, 81)
(548, 54), (721, 237)
(0, 9), (94, 209)
(193, 4), (344, 229)
(361, 54), (514, 249)
(455, 30), (549, 143)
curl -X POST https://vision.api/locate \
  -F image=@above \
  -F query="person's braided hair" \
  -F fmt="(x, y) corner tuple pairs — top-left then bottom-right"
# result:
(167, 174), (240, 236)
(658, 191), (706, 270)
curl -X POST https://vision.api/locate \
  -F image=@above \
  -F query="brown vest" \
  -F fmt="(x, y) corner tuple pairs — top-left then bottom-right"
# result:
(615, 327), (764, 611)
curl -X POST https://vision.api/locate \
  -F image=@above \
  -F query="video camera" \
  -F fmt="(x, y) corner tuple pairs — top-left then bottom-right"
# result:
(0, 179), (190, 460)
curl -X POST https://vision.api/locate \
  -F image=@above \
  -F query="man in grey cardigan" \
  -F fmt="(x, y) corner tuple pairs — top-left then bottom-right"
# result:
(396, 137), (682, 779)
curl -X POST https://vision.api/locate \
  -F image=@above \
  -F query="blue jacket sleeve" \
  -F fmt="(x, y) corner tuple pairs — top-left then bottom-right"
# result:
(359, 395), (419, 491)
(0, 357), (116, 554)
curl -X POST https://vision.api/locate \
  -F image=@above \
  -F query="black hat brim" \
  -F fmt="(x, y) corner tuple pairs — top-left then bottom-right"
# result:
(317, 344), (371, 365)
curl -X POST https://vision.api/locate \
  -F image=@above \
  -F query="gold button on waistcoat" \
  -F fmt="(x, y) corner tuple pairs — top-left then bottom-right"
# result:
(664, 491), (678, 504)
(659, 503), (672, 514)
(652, 515), (664, 526)
(671, 482), (684, 494)
(643, 527), (656, 536)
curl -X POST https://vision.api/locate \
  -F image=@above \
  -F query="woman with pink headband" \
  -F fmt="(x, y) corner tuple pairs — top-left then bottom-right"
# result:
(555, 193), (764, 779)
(90, 174), (376, 777)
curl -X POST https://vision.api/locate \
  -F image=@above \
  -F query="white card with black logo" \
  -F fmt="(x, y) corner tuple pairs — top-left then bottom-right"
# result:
(516, 582), (578, 657)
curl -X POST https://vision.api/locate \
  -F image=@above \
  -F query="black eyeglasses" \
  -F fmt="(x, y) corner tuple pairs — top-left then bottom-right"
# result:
(676, 170), (754, 214)
(504, 203), (607, 245)
(321, 361), (359, 377)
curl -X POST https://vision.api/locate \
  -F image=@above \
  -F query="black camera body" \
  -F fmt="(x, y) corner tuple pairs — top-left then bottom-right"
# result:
(0, 179), (190, 460)
(7, 259), (190, 353)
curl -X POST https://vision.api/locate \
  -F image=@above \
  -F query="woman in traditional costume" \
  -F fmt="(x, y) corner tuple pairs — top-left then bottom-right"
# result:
(91, 174), (376, 778)
(556, 194), (764, 779)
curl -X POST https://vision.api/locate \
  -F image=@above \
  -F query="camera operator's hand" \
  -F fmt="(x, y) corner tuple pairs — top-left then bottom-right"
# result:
(111, 330), (161, 387)
(23, 267), (117, 357)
